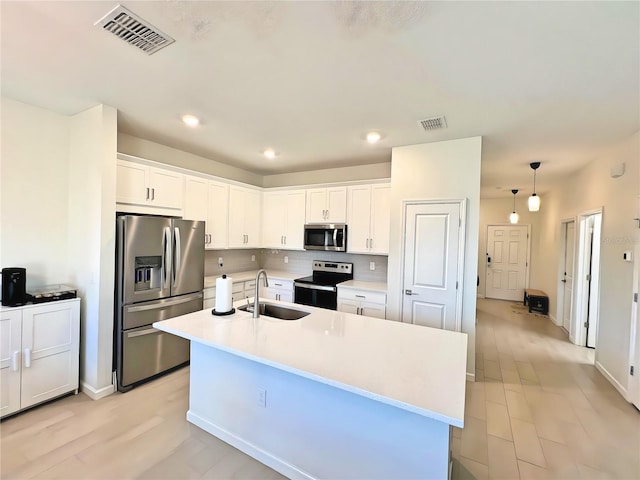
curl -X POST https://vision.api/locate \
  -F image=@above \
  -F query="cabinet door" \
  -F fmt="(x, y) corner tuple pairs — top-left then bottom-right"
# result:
(347, 185), (372, 254)
(184, 176), (209, 221)
(148, 167), (183, 209)
(337, 299), (359, 315)
(0, 310), (22, 418)
(360, 302), (386, 319)
(244, 189), (262, 248)
(284, 190), (306, 249)
(306, 188), (327, 223)
(326, 187), (347, 223)
(278, 290), (294, 303)
(228, 186), (247, 248)
(116, 160), (148, 205)
(262, 192), (285, 248)
(262, 287), (279, 301)
(207, 181), (229, 249)
(370, 184), (390, 254)
(20, 301), (80, 409)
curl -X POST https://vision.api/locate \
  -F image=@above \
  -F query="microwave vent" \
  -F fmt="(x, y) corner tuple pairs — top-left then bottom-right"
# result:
(95, 4), (175, 55)
(418, 115), (447, 131)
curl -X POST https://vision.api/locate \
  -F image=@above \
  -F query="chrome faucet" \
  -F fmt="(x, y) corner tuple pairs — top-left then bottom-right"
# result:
(253, 269), (269, 318)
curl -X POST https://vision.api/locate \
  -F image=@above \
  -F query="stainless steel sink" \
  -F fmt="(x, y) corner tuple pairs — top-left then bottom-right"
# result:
(238, 302), (310, 320)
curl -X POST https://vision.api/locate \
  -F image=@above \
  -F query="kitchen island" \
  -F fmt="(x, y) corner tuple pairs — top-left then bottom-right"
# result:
(154, 299), (467, 480)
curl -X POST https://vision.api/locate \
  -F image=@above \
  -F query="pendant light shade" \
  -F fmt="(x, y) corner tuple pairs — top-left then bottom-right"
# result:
(528, 162), (541, 212)
(509, 189), (519, 224)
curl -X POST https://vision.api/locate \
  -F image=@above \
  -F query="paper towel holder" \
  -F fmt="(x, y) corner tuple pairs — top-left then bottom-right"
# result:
(212, 274), (236, 316)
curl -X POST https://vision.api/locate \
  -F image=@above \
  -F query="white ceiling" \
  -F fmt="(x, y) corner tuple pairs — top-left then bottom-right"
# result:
(2, 1), (638, 197)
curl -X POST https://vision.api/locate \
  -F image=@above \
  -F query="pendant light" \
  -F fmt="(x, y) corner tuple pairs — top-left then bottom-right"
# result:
(528, 162), (541, 212)
(509, 189), (519, 224)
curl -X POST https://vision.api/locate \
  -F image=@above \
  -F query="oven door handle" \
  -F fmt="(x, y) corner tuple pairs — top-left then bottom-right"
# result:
(294, 282), (336, 292)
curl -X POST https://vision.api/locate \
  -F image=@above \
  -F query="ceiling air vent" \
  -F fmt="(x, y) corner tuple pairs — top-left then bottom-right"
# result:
(418, 115), (447, 131)
(95, 4), (174, 55)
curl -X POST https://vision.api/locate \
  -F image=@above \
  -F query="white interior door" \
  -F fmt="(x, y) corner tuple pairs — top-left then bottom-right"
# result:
(562, 221), (576, 332)
(485, 225), (529, 301)
(402, 202), (462, 331)
(632, 239), (640, 410)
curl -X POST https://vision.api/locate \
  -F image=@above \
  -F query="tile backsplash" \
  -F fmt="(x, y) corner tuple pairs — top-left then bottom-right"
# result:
(205, 249), (388, 283)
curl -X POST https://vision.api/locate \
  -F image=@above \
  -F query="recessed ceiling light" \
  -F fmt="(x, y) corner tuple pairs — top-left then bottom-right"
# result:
(182, 114), (200, 127)
(366, 131), (381, 144)
(263, 148), (277, 159)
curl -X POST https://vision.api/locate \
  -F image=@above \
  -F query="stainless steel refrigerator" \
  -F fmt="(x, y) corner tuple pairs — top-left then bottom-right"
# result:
(114, 215), (205, 392)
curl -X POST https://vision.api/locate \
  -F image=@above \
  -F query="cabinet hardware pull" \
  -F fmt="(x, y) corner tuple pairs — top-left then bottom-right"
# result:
(146, 187), (150, 200)
(361, 307), (365, 316)
(369, 238), (373, 249)
(355, 294), (366, 298)
(284, 235), (286, 245)
(151, 188), (155, 201)
(11, 351), (20, 372)
(275, 283), (282, 286)
(24, 348), (31, 368)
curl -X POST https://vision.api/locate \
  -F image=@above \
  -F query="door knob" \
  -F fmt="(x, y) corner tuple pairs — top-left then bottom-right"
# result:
(405, 289), (418, 296)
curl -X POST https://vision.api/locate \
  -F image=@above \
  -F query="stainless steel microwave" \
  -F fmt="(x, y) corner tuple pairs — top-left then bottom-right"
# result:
(303, 224), (347, 251)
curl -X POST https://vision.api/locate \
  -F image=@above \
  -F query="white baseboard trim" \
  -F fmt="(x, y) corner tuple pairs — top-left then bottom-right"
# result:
(595, 361), (629, 401)
(80, 381), (115, 400)
(466, 372), (475, 382)
(549, 313), (560, 326)
(187, 411), (314, 480)
(476, 294), (485, 299)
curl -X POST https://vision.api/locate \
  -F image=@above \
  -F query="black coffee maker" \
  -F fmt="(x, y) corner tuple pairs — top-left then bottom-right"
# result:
(2, 268), (27, 306)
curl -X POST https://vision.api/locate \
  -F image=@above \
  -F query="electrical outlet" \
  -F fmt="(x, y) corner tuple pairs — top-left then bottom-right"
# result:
(251, 255), (256, 262)
(257, 388), (267, 408)
(218, 257), (223, 267)
(369, 262), (375, 271)
(284, 256), (289, 264)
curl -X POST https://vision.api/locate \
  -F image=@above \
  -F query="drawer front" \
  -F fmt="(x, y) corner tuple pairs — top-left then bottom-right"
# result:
(203, 287), (216, 300)
(232, 282), (244, 294)
(269, 279), (293, 291)
(337, 289), (386, 305)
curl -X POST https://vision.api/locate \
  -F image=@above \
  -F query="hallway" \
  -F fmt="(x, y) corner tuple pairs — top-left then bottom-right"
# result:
(452, 298), (640, 479)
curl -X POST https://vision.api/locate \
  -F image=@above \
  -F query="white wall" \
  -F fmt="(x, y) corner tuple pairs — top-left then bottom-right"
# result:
(1, 98), (70, 287)
(536, 131), (639, 396)
(477, 197), (542, 298)
(68, 105), (117, 398)
(262, 162), (391, 188)
(387, 137), (482, 377)
(118, 133), (262, 187)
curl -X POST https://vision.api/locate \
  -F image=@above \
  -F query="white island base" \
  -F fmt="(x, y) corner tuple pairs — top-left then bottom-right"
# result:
(155, 301), (467, 479)
(188, 342), (451, 480)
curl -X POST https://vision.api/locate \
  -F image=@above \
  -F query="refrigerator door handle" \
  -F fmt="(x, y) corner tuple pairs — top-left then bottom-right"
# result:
(162, 227), (172, 288)
(126, 327), (160, 338)
(125, 292), (203, 313)
(173, 227), (181, 287)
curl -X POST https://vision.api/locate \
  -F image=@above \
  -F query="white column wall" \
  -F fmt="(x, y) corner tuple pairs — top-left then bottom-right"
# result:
(388, 137), (482, 377)
(68, 105), (117, 398)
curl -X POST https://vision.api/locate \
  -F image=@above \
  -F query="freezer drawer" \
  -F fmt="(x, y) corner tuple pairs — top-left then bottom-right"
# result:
(120, 325), (189, 389)
(121, 293), (203, 330)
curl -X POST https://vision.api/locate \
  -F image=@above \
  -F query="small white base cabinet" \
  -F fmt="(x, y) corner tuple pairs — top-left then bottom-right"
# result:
(0, 299), (80, 418)
(203, 287), (216, 310)
(337, 287), (386, 319)
(262, 279), (294, 303)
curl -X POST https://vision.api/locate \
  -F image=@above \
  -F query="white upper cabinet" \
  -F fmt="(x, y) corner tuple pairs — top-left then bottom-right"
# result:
(262, 190), (306, 250)
(228, 185), (261, 248)
(306, 187), (347, 223)
(184, 175), (229, 249)
(347, 183), (390, 255)
(116, 159), (183, 212)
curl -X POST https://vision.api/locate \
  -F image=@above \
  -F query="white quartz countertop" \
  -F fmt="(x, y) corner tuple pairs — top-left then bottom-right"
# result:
(154, 299), (467, 427)
(204, 270), (303, 288)
(337, 280), (388, 293)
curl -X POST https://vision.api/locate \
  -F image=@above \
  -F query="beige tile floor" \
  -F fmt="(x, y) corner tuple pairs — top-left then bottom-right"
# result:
(452, 298), (640, 480)
(1, 298), (638, 479)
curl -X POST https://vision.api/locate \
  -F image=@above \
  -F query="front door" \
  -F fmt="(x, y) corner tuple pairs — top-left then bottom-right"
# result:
(485, 225), (529, 301)
(402, 201), (462, 331)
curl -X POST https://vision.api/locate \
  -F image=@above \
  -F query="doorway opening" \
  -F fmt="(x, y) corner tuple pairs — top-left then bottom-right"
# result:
(557, 219), (576, 335)
(573, 210), (603, 349)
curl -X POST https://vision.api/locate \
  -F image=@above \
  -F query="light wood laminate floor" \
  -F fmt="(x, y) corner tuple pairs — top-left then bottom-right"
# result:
(1, 298), (638, 479)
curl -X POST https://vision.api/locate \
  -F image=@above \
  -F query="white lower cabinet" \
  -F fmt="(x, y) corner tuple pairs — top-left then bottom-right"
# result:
(231, 280), (257, 303)
(263, 279), (294, 302)
(337, 288), (386, 319)
(0, 299), (80, 418)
